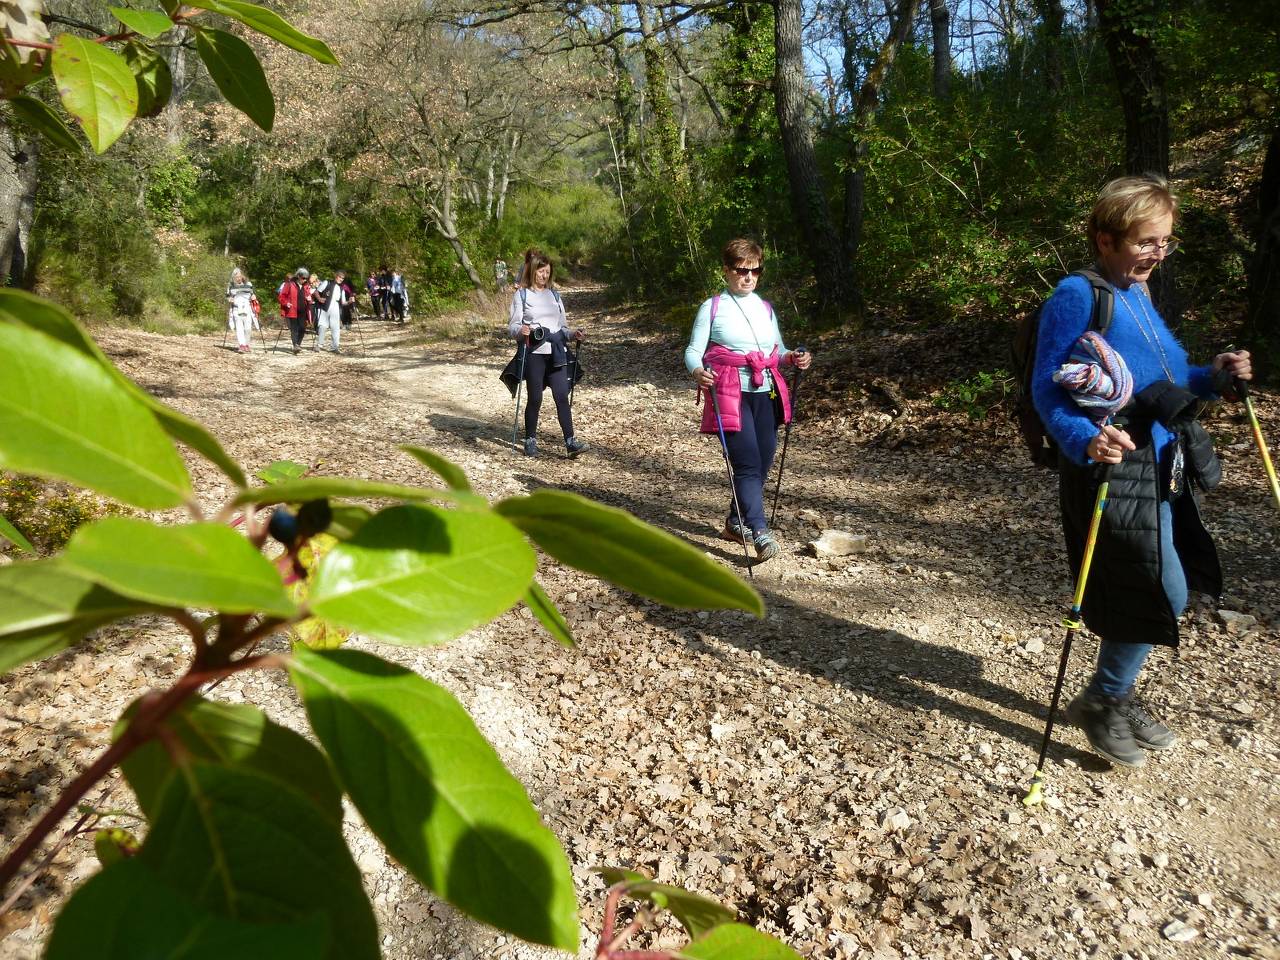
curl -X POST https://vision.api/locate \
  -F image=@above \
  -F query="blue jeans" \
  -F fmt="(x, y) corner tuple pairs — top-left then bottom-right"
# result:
(721, 391), (777, 535)
(1090, 500), (1188, 697)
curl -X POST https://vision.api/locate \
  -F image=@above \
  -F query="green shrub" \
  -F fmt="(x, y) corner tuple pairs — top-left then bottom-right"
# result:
(933, 368), (1016, 420)
(0, 473), (129, 556)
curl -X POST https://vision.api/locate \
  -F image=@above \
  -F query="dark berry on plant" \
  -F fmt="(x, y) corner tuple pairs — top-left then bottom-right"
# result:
(269, 508), (299, 544)
(296, 498), (333, 539)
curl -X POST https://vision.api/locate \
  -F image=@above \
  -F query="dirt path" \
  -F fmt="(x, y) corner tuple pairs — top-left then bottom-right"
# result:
(2, 289), (1278, 959)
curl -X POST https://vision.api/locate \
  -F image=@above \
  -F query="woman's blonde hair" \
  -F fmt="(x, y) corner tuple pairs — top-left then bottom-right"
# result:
(1087, 174), (1178, 255)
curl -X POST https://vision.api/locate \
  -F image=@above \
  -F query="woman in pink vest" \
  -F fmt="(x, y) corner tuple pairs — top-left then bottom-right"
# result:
(686, 237), (812, 561)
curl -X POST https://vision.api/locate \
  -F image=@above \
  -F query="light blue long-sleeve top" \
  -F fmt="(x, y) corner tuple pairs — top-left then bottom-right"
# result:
(684, 291), (788, 393)
(1031, 274), (1216, 465)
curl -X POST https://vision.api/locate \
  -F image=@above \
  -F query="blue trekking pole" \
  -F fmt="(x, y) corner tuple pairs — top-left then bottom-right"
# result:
(705, 378), (754, 578)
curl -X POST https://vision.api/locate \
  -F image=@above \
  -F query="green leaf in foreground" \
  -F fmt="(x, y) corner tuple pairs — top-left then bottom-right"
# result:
(0, 289), (246, 486)
(118, 695), (343, 825)
(290, 647), (579, 950)
(63, 518), (294, 616)
(326, 504), (371, 540)
(9, 94), (82, 151)
(682, 922), (804, 959)
(525, 580), (574, 647)
(0, 512), (34, 553)
(232, 476), (477, 508)
(47, 859), (331, 960)
(596, 867), (735, 938)
(51, 34), (138, 152)
(108, 6), (174, 37)
(401, 445), (473, 492)
(122, 41), (172, 118)
(495, 490), (763, 616)
(309, 504), (534, 645)
(188, 0), (337, 64)
(0, 323), (191, 509)
(193, 26), (274, 132)
(0, 559), (150, 674)
(140, 762), (377, 960)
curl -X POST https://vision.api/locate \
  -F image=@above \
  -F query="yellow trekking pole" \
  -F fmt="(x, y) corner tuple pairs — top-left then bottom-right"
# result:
(1237, 378), (1280, 514)
(1023, 461), (1112, 808)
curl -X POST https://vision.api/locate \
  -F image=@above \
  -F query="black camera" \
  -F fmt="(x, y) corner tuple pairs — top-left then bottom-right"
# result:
(529, 324), (546, 344)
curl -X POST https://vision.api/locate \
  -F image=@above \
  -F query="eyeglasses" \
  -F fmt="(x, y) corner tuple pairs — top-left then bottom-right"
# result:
(731, 266), (764, 277)
(1128, 236), (1181, 256)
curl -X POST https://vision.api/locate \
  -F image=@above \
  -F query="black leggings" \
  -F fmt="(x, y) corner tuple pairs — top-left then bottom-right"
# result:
(524, 352), (574, 440)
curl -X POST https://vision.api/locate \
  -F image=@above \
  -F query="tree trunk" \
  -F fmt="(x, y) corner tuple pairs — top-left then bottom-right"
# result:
(484, 148), (495, 221)
(433, 177), (487, 296)
(1034, 0), (1065, 94)
(1095, 0), (1173, 314)
(929, 0), (950, 98)
(0, 121), (37, 284)
(495, 129), (518, 222)
(322, 154), (338, 217)
(1246, 126), (1280, 377)
(1096, 0), (1169, 177)
(165, 42), (187, 145)
(842, 0), (923, 274)
(775, 0), (857, 312)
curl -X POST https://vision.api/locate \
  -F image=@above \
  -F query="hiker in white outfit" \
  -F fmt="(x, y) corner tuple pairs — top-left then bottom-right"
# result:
(226, 268), (258, 353)
(316, 270), (349, 354)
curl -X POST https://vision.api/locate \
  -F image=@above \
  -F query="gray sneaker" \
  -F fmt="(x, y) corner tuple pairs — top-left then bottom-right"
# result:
(752, 531), (781, 562)
(1116, 693), (1175, 750)
(721, 518), (749, 545)
(565, 436), (587, 458)
(523, 437), (538, 457)
(1066, 690), (1146, 767)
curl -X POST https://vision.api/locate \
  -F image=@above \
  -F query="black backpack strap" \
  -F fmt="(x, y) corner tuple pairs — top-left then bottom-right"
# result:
(1071, 267), (1115, 337)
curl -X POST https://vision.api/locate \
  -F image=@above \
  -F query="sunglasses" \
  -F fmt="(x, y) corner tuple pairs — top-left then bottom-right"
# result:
(731, 266), (764, 277)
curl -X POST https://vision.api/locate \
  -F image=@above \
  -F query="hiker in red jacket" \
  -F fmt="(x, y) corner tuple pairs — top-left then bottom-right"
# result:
(278, 268), (310, 354)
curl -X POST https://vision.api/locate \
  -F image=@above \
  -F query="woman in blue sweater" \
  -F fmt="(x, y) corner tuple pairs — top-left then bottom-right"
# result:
(1032, 175), (1251, 768)
(686, 237), (812, 561)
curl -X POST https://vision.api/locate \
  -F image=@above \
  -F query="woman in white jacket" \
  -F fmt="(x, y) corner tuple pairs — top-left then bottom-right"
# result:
(226, 268), (258, 353)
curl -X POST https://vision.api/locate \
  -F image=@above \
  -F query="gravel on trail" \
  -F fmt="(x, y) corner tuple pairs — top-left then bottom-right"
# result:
(2, 289), (1278, 960)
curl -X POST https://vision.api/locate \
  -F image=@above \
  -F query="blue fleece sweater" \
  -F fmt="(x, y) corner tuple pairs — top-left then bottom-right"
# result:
(1031, 274), (1215, 466)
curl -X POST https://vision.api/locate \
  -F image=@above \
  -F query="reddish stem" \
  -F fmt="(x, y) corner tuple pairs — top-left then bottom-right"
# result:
(0, 652), (285, 898)
(596, 884), (625, 957)
(4, 39), (54, 50)
(607, 914), (647, 953)
(0, 785), (113, 917)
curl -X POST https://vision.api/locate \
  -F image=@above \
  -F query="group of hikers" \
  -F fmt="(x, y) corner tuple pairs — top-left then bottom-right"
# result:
(223, 265), (410, 354)
(505, 174), (1264, 778)
(225, 175), (1264, 776)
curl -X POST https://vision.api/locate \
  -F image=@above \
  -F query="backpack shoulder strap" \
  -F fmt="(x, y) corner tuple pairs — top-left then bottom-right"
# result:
(519, 287), (527, 311)
(1071, 267), (1115, 336)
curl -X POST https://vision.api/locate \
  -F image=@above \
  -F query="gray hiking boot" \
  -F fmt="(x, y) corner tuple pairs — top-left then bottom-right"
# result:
(565, 436), (588, 458)
(1066, 690), (1146, 768)
(1116, 692), (1176, 750)
(752, 531), (781, 562)
(523, 437), (538, 457)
